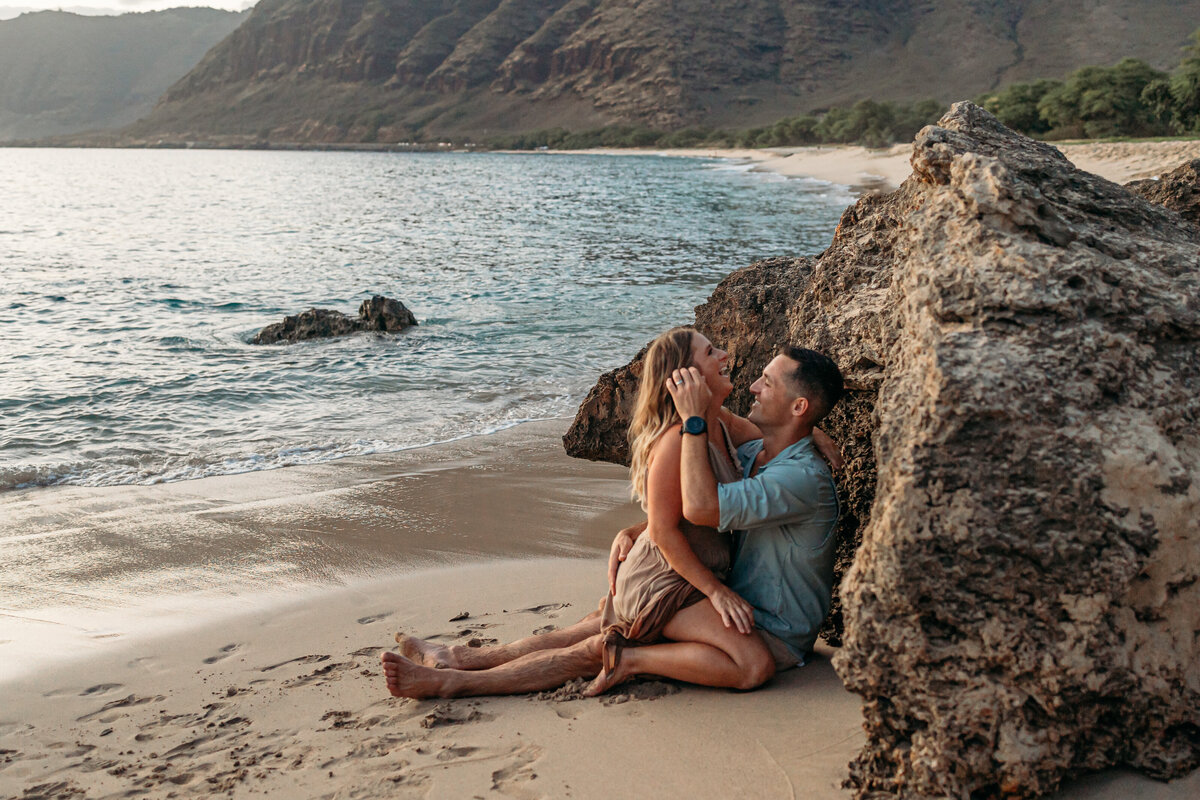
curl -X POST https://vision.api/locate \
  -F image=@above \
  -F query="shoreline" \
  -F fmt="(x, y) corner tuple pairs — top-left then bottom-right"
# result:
(529, 138), (1200, 193)
(7, 138), (1200, 197)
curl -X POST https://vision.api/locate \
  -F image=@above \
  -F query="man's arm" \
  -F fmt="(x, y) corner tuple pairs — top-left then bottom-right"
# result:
(722, 405), (843, 470)
(716, 462), (821, 533)
(607, 520), (646, 594)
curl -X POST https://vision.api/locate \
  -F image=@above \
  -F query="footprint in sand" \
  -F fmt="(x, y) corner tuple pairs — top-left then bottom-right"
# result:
(491, 744), (544, 799)
(435, 745), (480, 762)
(203, 643), (240, 664)
(356, 612), (393, 625)
(419, 703), (495, 729)
(260, 654), (330, 672)
(282, 661), (348, 688)
(352, 646), (384, 657)
(520, 602), (571, 618)
(81, 683), (124, 697)
(77, 694), (162, 722)
(531, 625), (558, 636)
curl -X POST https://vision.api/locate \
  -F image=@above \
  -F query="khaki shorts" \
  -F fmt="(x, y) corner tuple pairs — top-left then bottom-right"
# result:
(758, 627), (806, 673)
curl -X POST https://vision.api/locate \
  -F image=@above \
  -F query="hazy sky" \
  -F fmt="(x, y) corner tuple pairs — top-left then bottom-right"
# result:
(0, 0), (254, 18)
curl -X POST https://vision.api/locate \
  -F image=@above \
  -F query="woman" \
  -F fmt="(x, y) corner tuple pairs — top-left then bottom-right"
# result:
(592, 325), (774, 692)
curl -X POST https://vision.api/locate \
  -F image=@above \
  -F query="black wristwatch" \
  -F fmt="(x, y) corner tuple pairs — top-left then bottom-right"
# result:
(681, 416), (707, 436)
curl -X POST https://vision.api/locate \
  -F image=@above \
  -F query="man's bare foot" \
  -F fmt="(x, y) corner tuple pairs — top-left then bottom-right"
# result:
(381, 651), (449, 698)
(394, 632), (456, 669)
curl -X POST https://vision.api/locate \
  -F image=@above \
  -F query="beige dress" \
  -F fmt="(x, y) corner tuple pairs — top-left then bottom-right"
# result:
(600, 422), (741, 650)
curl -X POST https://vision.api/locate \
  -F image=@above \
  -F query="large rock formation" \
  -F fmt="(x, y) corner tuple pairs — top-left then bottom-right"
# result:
(567, 103), (1200, 796)
(252, 295), (417, 344)
(1126, 159), (1200, 228)
(120, 0), (1200, 143)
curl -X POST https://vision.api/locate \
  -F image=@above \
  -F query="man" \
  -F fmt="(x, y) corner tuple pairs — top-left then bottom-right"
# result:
(381, 346), (844, 698)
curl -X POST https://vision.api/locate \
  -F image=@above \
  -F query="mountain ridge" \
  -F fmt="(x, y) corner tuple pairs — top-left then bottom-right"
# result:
(0, 7), (247, 141)
(76, 0), (1200, 143)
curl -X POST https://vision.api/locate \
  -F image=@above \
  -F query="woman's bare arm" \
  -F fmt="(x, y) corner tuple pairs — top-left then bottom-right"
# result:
(644, 428), (754, 633)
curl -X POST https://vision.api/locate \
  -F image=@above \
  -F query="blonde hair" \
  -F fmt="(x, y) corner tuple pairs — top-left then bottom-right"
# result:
(629, 326), (695, 506)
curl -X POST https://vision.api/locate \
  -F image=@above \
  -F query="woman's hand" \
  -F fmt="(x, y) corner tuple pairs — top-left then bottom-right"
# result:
(812, 427), (844, 470)
(666, 366), (711, 419)
(707, 584), (755, 635)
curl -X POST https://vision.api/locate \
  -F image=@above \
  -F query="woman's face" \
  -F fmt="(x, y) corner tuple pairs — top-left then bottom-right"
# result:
(689, 333), (733, 398)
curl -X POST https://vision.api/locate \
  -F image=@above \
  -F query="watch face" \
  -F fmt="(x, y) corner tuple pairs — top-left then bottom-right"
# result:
(684, 416), (707, 435)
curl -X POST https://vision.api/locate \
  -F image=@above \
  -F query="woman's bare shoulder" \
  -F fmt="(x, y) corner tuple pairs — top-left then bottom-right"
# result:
(648, 424), (683, 462)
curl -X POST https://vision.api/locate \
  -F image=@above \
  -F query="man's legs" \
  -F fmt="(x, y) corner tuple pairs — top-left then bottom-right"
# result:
(396, 608), (603, 670)
(382, 633), (605, 698)
(585, 601), (774, 695)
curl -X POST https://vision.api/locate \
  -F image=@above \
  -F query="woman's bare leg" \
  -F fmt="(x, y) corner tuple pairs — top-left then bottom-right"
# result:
(584, 601), (774, 695)
(396, 608), (604, 670)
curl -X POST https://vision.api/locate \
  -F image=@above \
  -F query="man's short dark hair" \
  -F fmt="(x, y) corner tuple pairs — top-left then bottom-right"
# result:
(778, 346), (844, 423)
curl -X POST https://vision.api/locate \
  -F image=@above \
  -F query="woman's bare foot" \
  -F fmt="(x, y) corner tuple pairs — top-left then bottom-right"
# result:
(381, 651), (449, 698)
(582, 663), (630, 697)
(394, 632), (456, 669)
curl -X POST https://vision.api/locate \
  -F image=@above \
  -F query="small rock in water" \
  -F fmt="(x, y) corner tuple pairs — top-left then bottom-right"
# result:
(251, 294), (416, 344)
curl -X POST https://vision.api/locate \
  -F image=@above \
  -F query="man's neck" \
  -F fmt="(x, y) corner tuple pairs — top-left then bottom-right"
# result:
(759, 422), (812, 463)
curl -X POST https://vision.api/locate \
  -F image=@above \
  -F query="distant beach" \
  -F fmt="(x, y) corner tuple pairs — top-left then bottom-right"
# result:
(543, 139), (1200, 193)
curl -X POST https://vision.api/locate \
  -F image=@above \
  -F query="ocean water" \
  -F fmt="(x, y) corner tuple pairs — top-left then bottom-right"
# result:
(0, 148), (851, 492)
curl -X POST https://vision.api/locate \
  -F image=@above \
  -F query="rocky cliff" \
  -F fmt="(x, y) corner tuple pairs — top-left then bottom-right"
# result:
(566, 104), (1200, 796)
(127, 0), (1200, 142)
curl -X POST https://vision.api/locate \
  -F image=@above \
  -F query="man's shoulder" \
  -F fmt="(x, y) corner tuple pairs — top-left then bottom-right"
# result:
(735, 438), (764, 464)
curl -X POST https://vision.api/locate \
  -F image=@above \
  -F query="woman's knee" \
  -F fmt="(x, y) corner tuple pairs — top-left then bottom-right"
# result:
(734, 642), (775, 690)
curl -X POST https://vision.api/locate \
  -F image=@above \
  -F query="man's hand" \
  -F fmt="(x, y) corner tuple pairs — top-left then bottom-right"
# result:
(666, 366), (711, 419)
(812, 427), (844, 470)
(707, 584), (755, 635)
(607, 522), (645, 594)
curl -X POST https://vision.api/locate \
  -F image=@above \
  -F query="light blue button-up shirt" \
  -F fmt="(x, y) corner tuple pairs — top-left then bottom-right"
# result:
(718, 435), (839, 660)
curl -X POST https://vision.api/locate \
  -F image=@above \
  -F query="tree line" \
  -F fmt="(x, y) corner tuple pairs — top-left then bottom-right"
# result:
(488, 29), (1200, 150)
(977, 30), (1200, 139)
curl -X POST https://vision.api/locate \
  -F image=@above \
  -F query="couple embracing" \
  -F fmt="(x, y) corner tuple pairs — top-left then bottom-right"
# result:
(382, 326), (844, 698)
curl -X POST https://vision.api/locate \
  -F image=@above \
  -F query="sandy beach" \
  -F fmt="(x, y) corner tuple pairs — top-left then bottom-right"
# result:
(551, 138), (1200, 193)
(3, 418), (1198, 798)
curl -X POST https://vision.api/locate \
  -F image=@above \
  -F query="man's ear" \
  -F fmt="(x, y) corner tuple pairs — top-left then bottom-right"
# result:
(791, 396), (809, 419)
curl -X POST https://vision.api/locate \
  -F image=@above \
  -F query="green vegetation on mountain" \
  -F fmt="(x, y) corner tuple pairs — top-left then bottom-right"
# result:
(0, 7), (246, 141)
(978, 31), (1200, 139)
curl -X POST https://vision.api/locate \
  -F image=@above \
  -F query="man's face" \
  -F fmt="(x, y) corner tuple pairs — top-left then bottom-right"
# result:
(747, 355), (804, 427)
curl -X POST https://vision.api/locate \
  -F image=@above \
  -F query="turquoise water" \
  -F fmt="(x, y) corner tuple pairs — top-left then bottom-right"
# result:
(0, 148), (851, 491)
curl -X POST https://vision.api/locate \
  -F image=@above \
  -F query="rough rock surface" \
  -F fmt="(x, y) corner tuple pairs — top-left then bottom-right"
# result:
(567, 103), (1200, 796)
(829, 104), (1200, 798)
(252, 295), (416, 344)
(1126, 159), (1200, 228)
